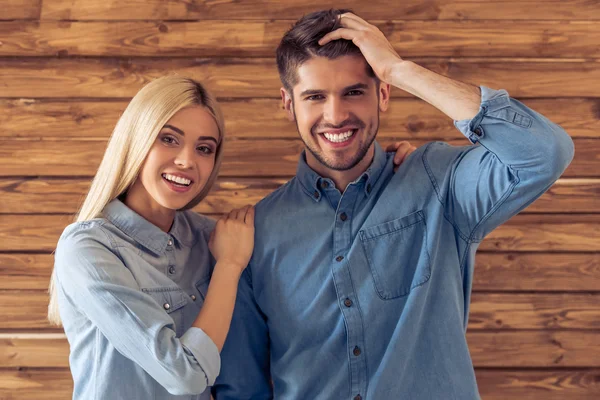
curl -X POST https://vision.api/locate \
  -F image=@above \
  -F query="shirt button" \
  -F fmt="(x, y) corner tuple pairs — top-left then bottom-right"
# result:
(313, 190), (319, 199)
(191, 295), (197, 301)
(474, 127), (483, 137)
(344, 298), (353, 307)
(321, 181), (329, 189)
(336, 255), (344, 262)
(354, 395), (362, 400)
(353, 346), (361, 356)
(167, 239), (173, 246)
(340, 212), (347, 221)
(168, 266), (175, 274)
(163, 303), (170, 310)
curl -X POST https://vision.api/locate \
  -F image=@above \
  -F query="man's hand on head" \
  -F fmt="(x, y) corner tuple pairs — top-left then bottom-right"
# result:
(318, 13), (403, 84)
(387, 141), (416, 172)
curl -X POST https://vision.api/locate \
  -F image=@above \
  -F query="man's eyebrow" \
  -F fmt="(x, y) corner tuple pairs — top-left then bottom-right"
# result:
(299, 83), (370, 98)
(299, 89), (324, 97)
(343, 83), (369, 92)
(162, 124), (185, 136)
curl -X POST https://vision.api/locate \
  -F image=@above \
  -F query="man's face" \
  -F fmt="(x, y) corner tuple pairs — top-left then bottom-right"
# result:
(281, 54), (390, 171)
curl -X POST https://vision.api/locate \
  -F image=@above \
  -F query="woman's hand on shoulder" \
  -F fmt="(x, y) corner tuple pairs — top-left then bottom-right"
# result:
(209, 205), (255, 274)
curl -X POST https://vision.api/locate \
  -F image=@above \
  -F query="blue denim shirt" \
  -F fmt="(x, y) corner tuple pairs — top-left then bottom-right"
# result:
(54, 200), (218, 399)
(214, 87), (574, 399)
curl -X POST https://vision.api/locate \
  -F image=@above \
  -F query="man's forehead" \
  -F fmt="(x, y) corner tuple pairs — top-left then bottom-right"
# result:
(294, 54), (374, 91)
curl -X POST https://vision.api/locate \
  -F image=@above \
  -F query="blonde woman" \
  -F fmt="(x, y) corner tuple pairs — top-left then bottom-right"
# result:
(48, 76), (254, 399)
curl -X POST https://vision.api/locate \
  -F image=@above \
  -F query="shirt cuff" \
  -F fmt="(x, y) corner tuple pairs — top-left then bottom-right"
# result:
(180, 326), (221, 386)
(454, 86), (511, 144)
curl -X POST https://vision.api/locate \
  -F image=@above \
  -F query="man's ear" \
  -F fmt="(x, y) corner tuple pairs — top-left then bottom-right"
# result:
(378, 82), (391, 113)
(281, 87), (295, 121)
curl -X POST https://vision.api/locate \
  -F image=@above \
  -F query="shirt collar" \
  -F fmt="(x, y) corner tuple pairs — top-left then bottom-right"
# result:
(296, 141), (388, 200)
(103, 199), (188, 254)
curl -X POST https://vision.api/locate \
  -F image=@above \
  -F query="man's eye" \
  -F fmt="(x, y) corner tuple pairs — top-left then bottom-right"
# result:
(346, 90), (363, 96)
(306, 95), (324, 101)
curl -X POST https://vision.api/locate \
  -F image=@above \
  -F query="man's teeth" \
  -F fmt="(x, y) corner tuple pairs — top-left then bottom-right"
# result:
(162, 174), (191, 186)
(323, 130), (354, 143)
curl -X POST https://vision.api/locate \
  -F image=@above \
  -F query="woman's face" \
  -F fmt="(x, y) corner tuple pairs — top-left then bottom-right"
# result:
(129, 106), (220, 213)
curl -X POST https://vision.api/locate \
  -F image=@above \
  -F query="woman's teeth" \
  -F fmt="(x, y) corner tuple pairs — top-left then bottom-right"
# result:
(323, 130), (355, 143)
(162, 173), (191, 186)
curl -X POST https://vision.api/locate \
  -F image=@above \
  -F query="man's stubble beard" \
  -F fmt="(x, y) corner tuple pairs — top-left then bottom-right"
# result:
(292, 105), (380, 172)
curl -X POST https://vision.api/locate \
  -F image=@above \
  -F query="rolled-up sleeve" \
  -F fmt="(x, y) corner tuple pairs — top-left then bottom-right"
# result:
(424, 86), (574, 240)
(54, 223), (220, 395)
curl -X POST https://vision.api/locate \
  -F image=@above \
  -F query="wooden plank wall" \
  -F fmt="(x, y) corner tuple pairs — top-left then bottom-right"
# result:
(1, 1), (599, 398)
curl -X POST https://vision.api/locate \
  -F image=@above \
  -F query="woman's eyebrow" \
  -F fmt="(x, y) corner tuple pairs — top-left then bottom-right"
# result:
(163, 124), (185, 136)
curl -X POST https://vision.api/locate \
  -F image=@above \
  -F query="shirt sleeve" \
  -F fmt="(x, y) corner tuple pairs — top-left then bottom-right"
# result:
(423, 86), (574, 241)
(54, 223), (220, 396)
(212, 267), (273, 399)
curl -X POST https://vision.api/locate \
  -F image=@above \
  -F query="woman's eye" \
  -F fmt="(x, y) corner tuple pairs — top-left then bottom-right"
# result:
(161, 135), (177, 145)
(197, 146), (214, 155)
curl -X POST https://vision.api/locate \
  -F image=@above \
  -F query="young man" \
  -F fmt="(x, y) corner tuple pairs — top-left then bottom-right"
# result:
(213, 9), (574, 400)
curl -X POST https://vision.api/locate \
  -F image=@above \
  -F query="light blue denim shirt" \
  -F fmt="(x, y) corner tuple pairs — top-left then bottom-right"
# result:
(214, 87), (574, 399)
(54, 199), (218, 399)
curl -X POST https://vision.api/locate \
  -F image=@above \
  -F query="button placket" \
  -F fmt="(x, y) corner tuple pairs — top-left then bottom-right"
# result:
(330, 184), (367, 398)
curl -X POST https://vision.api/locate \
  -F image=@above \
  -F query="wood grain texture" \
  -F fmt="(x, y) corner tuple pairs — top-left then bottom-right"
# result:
(2, 58), (600, 98)
(3, 252), (598, 292)
(2, 98), (599, 140)
(3, 331), (600, 367)
(0, 0), (41, 20)
(1, 368), (598, 400)
(0, 138), (596, 178)
(0, 214), (598, 252)
(2, 178), (598, 214)
(473, 253), (600, 292)
(4, 20), (600, 58)
(38, 0), (600, 21)
(3, 291), (600, 331)
(476, 369), (600, 400)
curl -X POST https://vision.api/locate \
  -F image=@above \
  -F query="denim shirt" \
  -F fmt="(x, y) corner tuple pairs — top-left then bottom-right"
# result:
(214, 87), (574, 400)
(54, 200), (218, 399)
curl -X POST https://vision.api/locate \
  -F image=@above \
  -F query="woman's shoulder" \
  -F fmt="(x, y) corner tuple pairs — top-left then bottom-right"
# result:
(54, 219), (121, 277)
(180, 210), (216, 237)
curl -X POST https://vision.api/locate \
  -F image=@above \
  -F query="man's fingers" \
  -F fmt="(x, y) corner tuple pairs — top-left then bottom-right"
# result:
(319, 28), (356, 45)
(338, 13), (367, 30)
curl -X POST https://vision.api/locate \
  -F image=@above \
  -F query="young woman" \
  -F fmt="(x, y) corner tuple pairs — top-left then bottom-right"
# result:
(48, 76), (253, 399)
(48, 75), (415, 399)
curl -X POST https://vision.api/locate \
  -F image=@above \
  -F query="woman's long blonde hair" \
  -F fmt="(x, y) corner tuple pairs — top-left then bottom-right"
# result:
(48, 76), (226, 325)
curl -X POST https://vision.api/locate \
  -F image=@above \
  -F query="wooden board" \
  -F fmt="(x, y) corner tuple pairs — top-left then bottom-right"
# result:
(1, 368), (598, 400)
(3, 291), (600, 331)
(476, 369), (600, 400)
(2, 58), (600, 99)
(4, 21), (600, 58)
(38, 0), (600, 21)
(0, 138), (596, 178)
(0, 214), (598, 252)
(2, 98), (599, 140)
(3, 252), (598, 292)
(1, 178), (598, 215)
(2, 331), (600, 367)
(0, 0), (41, 20)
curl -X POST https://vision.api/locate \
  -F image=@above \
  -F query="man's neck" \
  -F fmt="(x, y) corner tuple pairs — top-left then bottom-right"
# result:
(306, 145), (375, 193)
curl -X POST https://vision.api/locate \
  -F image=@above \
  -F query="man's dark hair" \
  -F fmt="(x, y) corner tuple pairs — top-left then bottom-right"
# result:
(276, 9), (378, 93)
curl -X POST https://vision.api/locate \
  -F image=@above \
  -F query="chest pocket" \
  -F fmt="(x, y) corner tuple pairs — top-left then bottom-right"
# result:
(359, 210), (431, 300)
(194, 275), (210, 305)
(143, 288), (187, 337)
